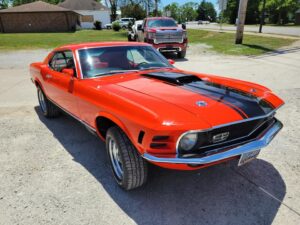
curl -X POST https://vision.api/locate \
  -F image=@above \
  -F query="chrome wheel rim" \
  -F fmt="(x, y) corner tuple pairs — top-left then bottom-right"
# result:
(38, 89), (47, 113)
(108, 138), (123, 180)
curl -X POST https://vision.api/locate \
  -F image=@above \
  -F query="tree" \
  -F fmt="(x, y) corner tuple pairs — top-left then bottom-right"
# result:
(197, 0), (217, 22)
(223, 0), (300, 25)
(181, 2), (198, 22)
(108, 0), (119, 21)
(121, 3), (146, 20)
(265, 0), (300, 24)
(164, 3), (180, 21)
(0, 0), (8, 9)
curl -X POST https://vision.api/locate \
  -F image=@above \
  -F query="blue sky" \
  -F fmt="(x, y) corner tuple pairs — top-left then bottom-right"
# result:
(160, 0), (219, 9)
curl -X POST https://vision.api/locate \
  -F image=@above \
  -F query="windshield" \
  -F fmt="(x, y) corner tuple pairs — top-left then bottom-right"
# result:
(78, 46), (172, 78)
(148, 19), (177, 28)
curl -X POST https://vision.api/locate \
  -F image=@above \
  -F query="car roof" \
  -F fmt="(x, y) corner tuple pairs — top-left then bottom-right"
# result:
(55, 42), (151, 51)
(146, 17), (174, 20)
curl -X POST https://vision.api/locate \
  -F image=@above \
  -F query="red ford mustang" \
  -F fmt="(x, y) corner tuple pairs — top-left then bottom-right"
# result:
(30, 42), (284, 190)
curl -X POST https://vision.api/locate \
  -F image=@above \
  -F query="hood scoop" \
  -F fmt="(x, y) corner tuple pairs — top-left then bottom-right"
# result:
(142, 72), (201, 85)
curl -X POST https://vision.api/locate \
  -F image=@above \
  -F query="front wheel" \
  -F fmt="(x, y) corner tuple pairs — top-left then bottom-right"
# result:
(37, 86), (60, 118)
(177, 50), (186, 59)
(106, 126), (148, 190)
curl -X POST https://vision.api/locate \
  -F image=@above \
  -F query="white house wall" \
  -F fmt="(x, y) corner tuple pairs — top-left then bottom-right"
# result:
(75, 10), (111, 29)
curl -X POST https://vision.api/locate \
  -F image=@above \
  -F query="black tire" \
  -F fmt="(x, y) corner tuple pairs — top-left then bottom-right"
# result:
(37, 86), (60, 118)
(127, 34), (133, 42)
(106, 126), (148, 190)
(178, 50), (186, 58)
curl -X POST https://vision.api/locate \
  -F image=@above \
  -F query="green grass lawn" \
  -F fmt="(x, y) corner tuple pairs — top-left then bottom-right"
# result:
(188, 29), (296, 55)
(0, 30), (128, 50)
(0, 29), (296, 55)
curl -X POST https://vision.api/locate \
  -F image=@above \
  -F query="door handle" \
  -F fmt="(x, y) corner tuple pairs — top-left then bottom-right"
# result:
(46, 74), (52, 79)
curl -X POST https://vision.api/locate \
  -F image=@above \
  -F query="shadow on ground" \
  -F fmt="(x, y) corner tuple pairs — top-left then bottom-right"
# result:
(35, 107), (286, 225)
(162, 52), (189, 62)
(248, 46), (300, 58)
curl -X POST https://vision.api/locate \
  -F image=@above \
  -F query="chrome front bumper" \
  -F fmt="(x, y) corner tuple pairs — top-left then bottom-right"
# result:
(143, 120), (283, 165)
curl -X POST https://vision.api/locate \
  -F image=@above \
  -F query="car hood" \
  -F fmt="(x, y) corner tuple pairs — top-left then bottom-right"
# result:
(114, 70), (284, 128)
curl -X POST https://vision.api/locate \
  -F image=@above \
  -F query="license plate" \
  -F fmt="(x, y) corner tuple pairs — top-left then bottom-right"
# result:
(166, 45), (173, 49)
(238, 149), (260, 166)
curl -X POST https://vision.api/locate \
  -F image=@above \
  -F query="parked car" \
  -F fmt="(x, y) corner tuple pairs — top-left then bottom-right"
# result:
(128, 20), (143, 41)
(105, 18), (135, 29)
(135, 17), (188, 58)
(198, 20), (210, 25)
(120, 17), (135, 29)
(30, 42), (284, 190)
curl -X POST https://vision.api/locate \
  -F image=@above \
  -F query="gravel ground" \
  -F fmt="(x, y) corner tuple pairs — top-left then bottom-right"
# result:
(0, 43), (300, 225)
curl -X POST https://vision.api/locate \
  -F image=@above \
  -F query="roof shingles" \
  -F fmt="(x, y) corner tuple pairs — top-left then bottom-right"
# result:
(59, 0), (110, 11)
(0, 1), (71, 13)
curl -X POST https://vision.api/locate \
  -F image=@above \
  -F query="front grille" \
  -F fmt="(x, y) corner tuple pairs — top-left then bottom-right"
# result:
(178, 116), (276, 156)
(155, 31), (183, 44)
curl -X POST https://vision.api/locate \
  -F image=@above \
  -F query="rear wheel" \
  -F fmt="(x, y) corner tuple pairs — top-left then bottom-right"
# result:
(106, 126), (148, 190)
(178, 50), (186, 59)
(37, 86), (60, 118)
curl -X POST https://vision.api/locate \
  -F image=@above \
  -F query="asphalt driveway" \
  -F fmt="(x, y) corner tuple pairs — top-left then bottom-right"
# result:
(0, 43), (299, 225)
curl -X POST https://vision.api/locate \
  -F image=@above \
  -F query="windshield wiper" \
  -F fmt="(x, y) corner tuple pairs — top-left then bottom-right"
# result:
(94, 70), (139, 77)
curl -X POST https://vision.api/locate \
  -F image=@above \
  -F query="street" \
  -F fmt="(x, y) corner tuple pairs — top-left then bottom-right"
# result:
(187, 22), (300, 37)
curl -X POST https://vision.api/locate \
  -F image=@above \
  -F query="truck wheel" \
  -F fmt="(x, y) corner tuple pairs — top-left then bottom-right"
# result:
(37, 86), (60, 118)
(178, 50), (186, 59)
(106, 126), (148, 190)
(128, 34), (133, 42)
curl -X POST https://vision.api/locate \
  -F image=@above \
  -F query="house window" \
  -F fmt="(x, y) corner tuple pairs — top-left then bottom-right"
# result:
(81, 15), (94, 22)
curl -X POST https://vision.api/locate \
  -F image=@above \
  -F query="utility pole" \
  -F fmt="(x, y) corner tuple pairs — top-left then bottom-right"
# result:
(259, 0), (266, 33)
(235, 0), (249, 44)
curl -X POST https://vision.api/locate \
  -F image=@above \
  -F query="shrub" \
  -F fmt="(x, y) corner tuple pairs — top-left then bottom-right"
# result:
(94, 20), (102, 30)
(112, 21), (121, 31)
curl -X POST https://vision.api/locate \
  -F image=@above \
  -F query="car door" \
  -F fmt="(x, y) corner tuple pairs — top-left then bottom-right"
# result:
(42, 50), (80, 117)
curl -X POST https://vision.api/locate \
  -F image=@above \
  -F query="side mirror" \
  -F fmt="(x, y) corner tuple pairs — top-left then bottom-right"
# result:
(168, 59), (175, 65)
(62, 68), (74, 77)
(137, 24), (143, 31)
(182, 23), (186, 30)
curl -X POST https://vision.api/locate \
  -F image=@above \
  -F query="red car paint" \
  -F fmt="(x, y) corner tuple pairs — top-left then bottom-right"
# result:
(30, 42), (284, 171)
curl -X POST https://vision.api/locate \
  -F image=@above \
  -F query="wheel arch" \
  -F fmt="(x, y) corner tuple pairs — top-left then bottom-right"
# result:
(95, 112), (131, 142)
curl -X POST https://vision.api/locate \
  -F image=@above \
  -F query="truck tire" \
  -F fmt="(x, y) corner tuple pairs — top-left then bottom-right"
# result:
(178, 50), (186, 59)
(37, 86), (60, 118)
(106, 126), (148, 190)
(128, 33), (133, 42)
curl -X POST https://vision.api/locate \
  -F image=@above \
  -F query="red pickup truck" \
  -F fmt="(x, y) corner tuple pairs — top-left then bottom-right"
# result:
(135, 17), (188, 58)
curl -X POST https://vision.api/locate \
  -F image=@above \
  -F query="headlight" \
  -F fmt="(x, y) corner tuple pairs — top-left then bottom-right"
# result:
(182, 31), (187, 39)
(147, 32), (156, 39)
(178, 133), (198, 151)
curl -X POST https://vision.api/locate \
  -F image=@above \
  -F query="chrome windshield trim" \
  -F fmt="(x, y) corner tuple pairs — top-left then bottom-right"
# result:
(144, 120), (283, 165)
(175, 103), (284, 152)
(75, 45), (172, 80)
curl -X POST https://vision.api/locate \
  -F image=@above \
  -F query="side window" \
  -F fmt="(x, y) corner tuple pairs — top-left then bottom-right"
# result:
(49, 51), (74, 72)
(128, 49), (149, 64)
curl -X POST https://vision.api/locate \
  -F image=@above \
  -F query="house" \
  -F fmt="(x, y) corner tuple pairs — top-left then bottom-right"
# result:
(0, 1), (78, 33)
(59, 0), (110, 29)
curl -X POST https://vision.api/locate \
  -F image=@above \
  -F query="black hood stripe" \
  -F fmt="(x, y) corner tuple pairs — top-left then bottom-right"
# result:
(182, 86), (248, 119)
(184, 81), (274, 118)
(142, 72), (274, 119)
